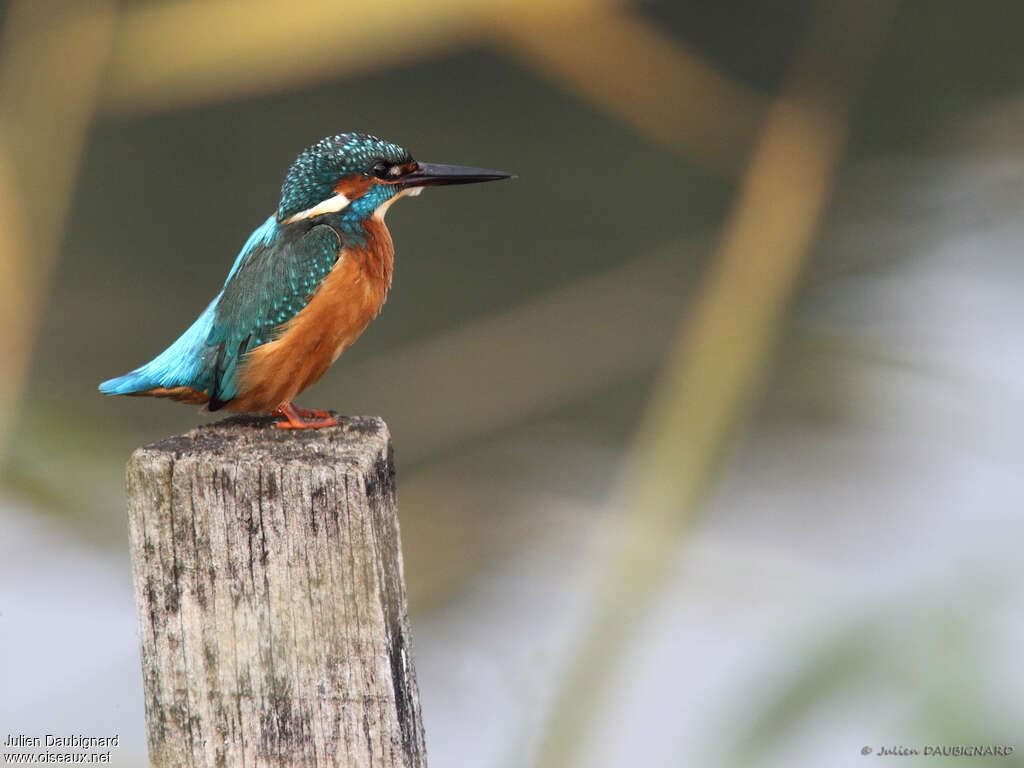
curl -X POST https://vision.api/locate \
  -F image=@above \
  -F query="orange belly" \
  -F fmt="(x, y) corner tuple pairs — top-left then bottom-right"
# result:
(228, 220), (394, 413)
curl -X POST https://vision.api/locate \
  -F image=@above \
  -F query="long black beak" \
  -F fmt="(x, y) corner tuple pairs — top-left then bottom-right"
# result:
(399, 162), (514, 188)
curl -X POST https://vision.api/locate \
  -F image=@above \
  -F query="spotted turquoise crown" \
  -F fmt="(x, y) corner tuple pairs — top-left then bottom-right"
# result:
(277, 133), (412, 221)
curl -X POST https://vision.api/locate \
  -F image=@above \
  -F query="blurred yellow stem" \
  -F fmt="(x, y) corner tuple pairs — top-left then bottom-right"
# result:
(0, 1), (117, 456)
(529, 2), (895, 766)
(494, 5), (765, 177)
(101, 0), (610, 113)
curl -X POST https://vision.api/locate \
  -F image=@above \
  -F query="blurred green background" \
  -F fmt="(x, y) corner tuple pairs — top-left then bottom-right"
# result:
(1, 1), (1023, 766)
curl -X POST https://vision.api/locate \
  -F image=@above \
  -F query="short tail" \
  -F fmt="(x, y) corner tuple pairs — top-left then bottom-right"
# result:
(99, 370), (157, 395)
(99, 373), (209, 404)
(98, 297), (219, 401)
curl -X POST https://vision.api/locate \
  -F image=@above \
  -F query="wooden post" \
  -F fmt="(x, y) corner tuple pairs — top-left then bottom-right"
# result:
(125, 415), (427, 768)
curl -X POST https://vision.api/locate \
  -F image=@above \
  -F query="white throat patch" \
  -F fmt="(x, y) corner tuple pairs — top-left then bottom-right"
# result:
(373, 186), (423, 221)
(283, 191), (352, 224)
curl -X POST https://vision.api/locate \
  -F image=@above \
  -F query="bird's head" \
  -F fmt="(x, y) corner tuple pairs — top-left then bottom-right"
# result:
(276, 132), (512, 225)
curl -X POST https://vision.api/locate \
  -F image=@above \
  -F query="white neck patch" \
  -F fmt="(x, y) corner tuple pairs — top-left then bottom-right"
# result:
(283, 191), (352, 224)
(373, 186), (423, 221)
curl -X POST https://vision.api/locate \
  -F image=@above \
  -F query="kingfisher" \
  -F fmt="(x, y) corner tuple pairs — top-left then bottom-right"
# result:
(100, 132), (511, 428)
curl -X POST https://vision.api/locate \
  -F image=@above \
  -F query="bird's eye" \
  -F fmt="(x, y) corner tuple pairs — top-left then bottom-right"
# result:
(371, 162), (391, 179)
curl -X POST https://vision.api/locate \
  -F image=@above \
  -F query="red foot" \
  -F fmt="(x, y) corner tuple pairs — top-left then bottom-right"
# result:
(272, 402), (339, 429)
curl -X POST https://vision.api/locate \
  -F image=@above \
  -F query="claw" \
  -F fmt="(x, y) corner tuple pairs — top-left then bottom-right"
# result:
(272, 402), (339, 429)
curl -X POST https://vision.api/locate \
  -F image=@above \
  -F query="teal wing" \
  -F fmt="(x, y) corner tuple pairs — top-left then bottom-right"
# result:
(99, 219), (341, 407)
(206, 224), (341, 407)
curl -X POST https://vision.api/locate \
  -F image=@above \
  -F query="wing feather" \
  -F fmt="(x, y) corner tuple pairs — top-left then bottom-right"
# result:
(99, 219), (342, 408)
(207, 224), (341, 407)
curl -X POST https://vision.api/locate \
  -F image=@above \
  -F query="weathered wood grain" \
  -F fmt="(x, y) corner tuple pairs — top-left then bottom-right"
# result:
(125, 415), (426, 768)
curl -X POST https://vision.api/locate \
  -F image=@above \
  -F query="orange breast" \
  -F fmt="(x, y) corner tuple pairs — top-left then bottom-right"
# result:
(228, 219), (394, 413)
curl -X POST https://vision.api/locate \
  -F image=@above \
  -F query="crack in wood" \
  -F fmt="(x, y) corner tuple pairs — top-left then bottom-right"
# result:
(126, 416), (426, 767)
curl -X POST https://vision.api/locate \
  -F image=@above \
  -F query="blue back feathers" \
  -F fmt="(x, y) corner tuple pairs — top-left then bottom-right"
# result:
(97, 297), (221, 397)
(98, 215), (278, 399)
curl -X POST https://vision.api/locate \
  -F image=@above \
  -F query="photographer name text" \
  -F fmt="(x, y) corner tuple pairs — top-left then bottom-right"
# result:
(4, 735), (118, 750)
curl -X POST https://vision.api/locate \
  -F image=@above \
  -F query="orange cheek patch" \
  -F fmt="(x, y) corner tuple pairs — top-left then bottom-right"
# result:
(334, 175), (373, 199)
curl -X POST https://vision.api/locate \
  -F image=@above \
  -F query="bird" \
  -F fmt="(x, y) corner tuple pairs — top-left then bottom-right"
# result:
(99, 132), (512, 429)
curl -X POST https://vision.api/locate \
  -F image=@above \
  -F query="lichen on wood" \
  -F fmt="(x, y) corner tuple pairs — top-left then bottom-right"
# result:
(126, 415), (426, 768)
